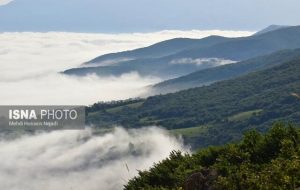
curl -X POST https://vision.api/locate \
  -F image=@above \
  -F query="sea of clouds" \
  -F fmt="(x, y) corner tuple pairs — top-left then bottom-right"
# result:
(0, 30), (253, 105)
(0, 127), (186, 190)
(0, 30), (253, 190)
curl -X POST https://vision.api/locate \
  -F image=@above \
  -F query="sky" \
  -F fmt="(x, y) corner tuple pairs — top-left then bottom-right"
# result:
(0, 0), (300, 32)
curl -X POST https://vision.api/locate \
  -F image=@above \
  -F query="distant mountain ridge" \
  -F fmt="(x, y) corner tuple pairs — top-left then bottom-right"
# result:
(167, 25), (300, 61)
(64, 25), (300, 79)
(85, 36), (230, 65)
(152, 48), (300, 93)
(64, 35), (232, 79)
(254, 25), (290, 36)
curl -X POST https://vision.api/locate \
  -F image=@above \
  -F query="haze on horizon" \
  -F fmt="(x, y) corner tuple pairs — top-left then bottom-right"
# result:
(0, 0), (300, 32)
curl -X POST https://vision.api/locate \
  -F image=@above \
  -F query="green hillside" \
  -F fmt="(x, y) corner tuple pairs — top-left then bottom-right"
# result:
(125, 124), (300, 190)
(87, 57), (300, 148)
(153, 49), (300, 93)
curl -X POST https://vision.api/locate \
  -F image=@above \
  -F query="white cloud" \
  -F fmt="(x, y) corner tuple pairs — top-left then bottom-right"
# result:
(0, 72), (159, 105)
(0, 30), (254, 190)
(0, 127), (187, 190)
(0, 0), (13, 6)
(0, 30), (254, 105)
(170, 58), (236, 66)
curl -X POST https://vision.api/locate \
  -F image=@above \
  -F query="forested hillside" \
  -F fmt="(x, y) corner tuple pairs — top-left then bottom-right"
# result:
(153, 49), (300, 93)
(124, 124), (300, 190)
(87, 58), (300, 148)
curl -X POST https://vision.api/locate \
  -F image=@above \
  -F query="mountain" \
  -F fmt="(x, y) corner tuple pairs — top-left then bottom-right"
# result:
(254, 25), (290, 36)
(85, 36), (230, 66)
(168, 25), (300, 61)
(64, 36), (231, 79)
(64, 56), (231, 79)
(152, 48), (300, 93)
(64, 25), (300, 79)
(86, 56), (300, 148)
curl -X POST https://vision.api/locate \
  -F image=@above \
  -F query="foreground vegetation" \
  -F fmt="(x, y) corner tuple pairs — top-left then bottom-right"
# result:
(125, 123), (300, 190)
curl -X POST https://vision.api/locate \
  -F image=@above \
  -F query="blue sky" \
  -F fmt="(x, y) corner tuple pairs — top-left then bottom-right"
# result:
(0, 0), (300, 32)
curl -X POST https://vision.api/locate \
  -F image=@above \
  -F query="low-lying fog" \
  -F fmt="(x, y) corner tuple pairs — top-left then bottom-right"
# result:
(0, 30), (253, 190)
(0, 127), (186, 190)
(0, 30), (253, 105)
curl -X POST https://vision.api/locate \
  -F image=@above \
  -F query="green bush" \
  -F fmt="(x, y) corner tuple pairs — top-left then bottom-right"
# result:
(124, 123), (300, 190)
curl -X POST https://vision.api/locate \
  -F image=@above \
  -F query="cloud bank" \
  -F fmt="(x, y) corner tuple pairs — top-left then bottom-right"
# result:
(0, 30), (253, 190)
(0, 72), (158, 105)
(0, 127), (186, 190)
(0, 30), (253, 105)
(170, 58), (236, 66)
